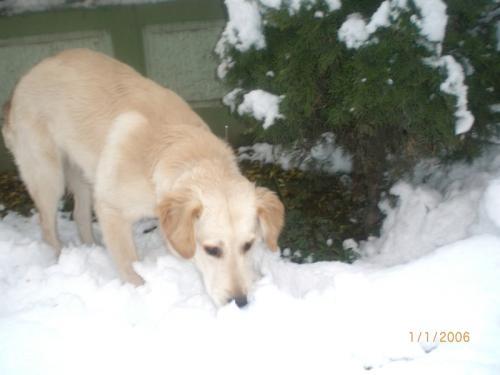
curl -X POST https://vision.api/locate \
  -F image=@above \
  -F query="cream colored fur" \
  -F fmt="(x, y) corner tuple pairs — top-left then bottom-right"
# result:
(2, 49), (284, 306)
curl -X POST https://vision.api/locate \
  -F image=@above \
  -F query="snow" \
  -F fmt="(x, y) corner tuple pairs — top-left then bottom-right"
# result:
(337, 0), (404, 50)
(368, 0), (393, 32)
(287, 0), (313, 14)
(338, 13), (371, 49)
(237, 89), (284, 129)
(259, 0), (340, 15)
(357, 147), (500, 265)
(259, 0), (282, 9)
(439, 56), (474, 134)
(217, 0), (266, 53)
(0, 0), (167, 14)
(214, 0), (268, 78)
(216, 57), (234, 80)
(412, 0), (448, 43)
(490, 103), (500, 113)
(324, 0), (341, 12)
(483, 179), (500, 229)
(0, 0), (65, 14)
(426, 55), (475, 134)
(222, 88), (243, 112)
(337, 0), (447, 50)
(1, 146), (500, 373)
(314, 10), (324, 18)
(238, 132), (353, 174)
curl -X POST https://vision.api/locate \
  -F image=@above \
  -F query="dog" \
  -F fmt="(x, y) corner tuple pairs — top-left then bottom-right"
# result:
(2, 49), (284, 307)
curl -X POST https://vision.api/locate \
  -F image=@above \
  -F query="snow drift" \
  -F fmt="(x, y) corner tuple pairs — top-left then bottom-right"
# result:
(1, 146), (500, 374)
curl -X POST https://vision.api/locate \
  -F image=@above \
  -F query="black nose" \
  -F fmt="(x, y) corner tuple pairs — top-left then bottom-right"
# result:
(228, 295), (248, 308)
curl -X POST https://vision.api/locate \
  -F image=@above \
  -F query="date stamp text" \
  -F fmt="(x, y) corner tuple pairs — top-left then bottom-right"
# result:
(409, 331), (470, 343)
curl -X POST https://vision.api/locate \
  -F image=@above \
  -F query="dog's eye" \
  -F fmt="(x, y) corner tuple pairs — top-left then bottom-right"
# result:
(204, 246), (222, 258)
(242, 241), (254, 252)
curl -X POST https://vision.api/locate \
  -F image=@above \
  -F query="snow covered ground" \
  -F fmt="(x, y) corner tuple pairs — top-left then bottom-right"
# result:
(1, 146), (500, 375)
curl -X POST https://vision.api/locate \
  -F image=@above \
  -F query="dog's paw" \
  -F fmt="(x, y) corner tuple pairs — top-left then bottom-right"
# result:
(125, 271), (145, 286)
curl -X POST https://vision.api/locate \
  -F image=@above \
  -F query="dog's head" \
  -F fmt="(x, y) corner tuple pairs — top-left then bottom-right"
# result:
(158, 179), (284, 307)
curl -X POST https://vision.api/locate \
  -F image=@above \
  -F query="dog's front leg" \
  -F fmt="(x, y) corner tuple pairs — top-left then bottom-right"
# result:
(95, 203), (145, 286)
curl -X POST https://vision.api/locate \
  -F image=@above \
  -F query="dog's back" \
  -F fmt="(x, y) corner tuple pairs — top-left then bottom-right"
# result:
(8, 49), (208, 181)
(11, 49), (206, 182)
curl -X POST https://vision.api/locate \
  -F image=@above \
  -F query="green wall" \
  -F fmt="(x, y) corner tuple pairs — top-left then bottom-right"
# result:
(0, 0), (243, 171)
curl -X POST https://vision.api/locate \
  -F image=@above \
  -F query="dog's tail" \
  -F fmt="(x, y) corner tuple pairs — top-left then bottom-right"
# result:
(2, 98), (15, 152)
(3, 79), (18, 130)
(2, 99), (11, 128)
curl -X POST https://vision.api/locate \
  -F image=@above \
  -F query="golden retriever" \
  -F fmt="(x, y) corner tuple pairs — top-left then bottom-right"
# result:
(2, 49), (284, 307)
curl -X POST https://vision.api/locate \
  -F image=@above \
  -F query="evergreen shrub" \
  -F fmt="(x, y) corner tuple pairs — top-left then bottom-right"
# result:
(219, 0), (499, 233)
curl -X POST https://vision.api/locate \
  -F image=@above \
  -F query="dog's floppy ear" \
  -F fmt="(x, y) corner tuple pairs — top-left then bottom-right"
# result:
(158, 190), (202, 259)
(256, 187), (285, 251)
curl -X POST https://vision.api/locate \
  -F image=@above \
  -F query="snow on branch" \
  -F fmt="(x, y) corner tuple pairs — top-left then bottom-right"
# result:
(425, 55), (475, 135)
(337, 0), (448, 49)
(236, 89), (285, 129)
(238, 132), (353, 173)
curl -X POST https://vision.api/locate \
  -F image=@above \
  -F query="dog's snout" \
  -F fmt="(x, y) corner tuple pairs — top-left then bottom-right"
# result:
(228, 295), (248, 308)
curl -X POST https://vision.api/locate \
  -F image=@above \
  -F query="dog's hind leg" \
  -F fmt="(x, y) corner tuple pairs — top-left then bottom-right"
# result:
(36, 178), (64, 254)
(3, 119), (65, 254)
(26, 155), (64, 254)
(65, 160), (95, 245)
(21, 156), (64, 253)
